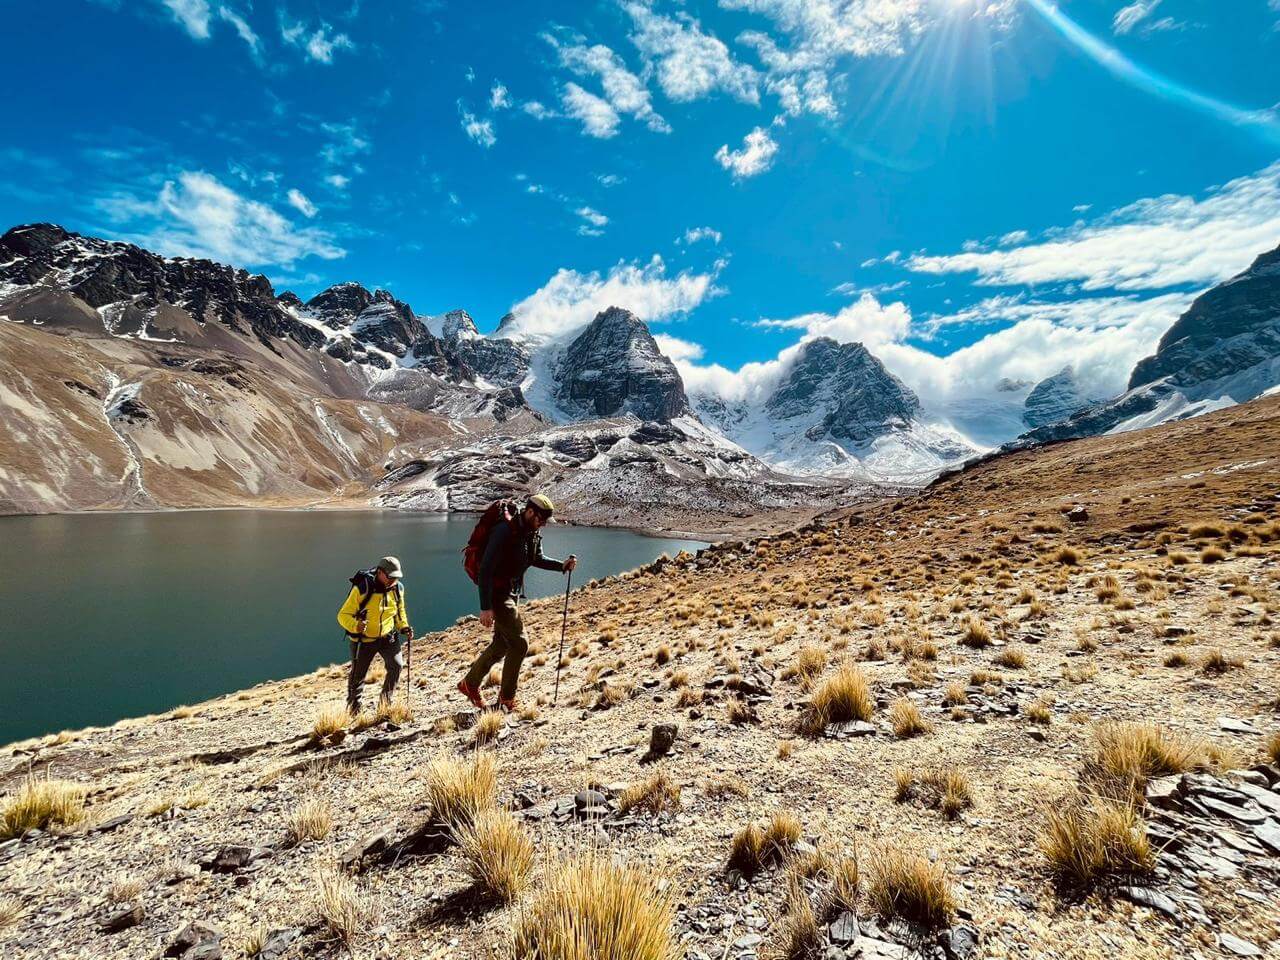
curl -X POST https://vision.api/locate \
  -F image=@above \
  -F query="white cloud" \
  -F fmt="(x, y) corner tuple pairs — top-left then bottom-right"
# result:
(653, 333), (706, 363)
(490, 83), (511, 110)
(561, 83), (621, 138)
(286, 188), (317, 218)
(522, 100), (556, 120)
(757, 293), (912, 346)
(715, 127), (779, 179)
(217, 7), (262, 59)
(998, 229), (1029, 246)
(550, 37), (671, 135)
(681, 226), (723, 245)
(597, 173), (625, 187)
(623, 1), (760, 104)
(280, 13), (353, 63)
(907, 162), (1280, 292)
(162, 0), (211, 38)
(575, 206), (609, 236)
(324, 173), (350, 190)
(98, 170), (345, 268)
(502, 255), (722, 341)
(1112, 0), (1161, 35)
(458, 104), (496, 148)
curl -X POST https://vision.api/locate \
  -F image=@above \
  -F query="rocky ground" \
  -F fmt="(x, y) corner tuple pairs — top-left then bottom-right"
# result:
(2, 396), (1280, 959)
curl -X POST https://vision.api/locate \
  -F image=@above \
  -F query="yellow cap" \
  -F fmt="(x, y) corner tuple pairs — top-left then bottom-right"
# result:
(528, 493), (555, 516)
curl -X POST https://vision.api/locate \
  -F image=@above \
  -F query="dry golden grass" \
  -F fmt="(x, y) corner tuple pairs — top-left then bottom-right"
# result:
(704, 774), (749, 799)
(375, 699), (414, 725)
(727, 811), (801, 878)
(0, 776), (87, 839)
(309, 703), (351, 744)
(1200, 647), (1243, 675)
(453, 808), (534, 903)
(1163, 650), (1189, 667)
(794, 644), (828, 684)
(774, 880), (822, 960)
(727, 697), (757, 724)
(777, 739), (794, 759)
(512, 850), (679, 960)
(1200, 546), (1227, 564)
(960, 617), (992, 649)
(1265, 731), (1280, 764)
(888, 698), (932, 739)
(618, 771), (681, 815)
(994, 647), (1027, 669)
(426, 752), (496, 830)
(1054, 545), (1083, 566)
(942, 682), (967, 707)
(1040, 792), (1154, 891)
(654, 644), (671, 666)
(473, 710), (503, 746)
(799, 661), (873, 735)
(1084, 721), (1204, 800)
(1025, 699), (1053, 725)
(314, 868), (371, 948)
(894, 767), (973, 819)
(866, 845), (955, 930)
(668, 669), (689, 689)
(107, 874), (146, 902)
(0, 894), (25, 931)
(286, 799), (333, 845)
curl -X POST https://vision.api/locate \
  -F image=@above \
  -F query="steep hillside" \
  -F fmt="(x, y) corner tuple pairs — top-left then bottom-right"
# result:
(3, 395), (1278, 959)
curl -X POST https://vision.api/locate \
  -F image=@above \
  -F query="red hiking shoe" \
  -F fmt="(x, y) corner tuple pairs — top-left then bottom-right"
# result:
(457, 680), (485, 709)
(498, 696), (518, 713)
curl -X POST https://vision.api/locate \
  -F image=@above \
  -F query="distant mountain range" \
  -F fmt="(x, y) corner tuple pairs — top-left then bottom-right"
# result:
(1, 221), (1277, 518)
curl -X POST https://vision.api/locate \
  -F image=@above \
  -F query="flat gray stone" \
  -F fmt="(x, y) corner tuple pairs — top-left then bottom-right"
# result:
(100, 903), (144, 934)
(1198, 796), (1267, 824)
(1117, 886), (1179, 919)
(1217, 717), (1259, 735)
(1218, 933), (1262, 957)
(829, 911), (859, 945)
(1250, 821), (1280, 855)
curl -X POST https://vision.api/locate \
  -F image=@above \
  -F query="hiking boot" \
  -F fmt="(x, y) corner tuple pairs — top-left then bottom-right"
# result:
(457, 680), (485, 709)
(498, 696), (518, 713)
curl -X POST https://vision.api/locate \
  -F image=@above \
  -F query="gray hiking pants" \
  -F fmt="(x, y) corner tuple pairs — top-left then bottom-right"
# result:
(463, 593), (526, 701)
(347, 634), (402, 713)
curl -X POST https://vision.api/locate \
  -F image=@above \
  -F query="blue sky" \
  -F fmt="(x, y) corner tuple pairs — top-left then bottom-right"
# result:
(3, 0), (1279, 408)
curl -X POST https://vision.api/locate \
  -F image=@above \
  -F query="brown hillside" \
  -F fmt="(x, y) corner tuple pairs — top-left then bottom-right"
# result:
(2, 395), (1279, 959)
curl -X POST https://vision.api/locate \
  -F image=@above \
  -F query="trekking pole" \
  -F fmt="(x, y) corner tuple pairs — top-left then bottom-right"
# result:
(553, 569), (573, 706)
(405, 633), (412, 709)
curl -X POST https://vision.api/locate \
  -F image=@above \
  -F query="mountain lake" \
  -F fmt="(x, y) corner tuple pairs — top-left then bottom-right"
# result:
(0, 510), (706, 744)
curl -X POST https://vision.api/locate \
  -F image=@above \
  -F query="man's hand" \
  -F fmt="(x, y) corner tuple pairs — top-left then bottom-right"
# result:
(400, 626), (414, 641)
(354, 613), (368, 633)
(564, 554), (578, 573)
(479, 609), (495, 628)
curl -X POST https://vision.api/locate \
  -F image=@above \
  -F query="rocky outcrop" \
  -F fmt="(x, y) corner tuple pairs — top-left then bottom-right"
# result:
(554, 306), (691, 422)
(766, 338), (920, 444)
(1023, 367), (1100, 429)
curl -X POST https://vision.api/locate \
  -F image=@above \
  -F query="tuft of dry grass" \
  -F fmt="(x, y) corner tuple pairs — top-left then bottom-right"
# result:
(727, 812), (801, 878)
(107, 874), (146, 903)
(1200, 648), (1243, 675)
(314, 868), (371, 948)
(799, 661), (873, 735)
(512, 850), (679, 960)
(1200, 546), (1226, 564)
(310, 703), (351, 744)
(286, 799), (333, 845)
(704, 774), (749, 799)
(453, 808), (534, 903)
(473, 710), (503, 746)
(866, 845), (955, 930)
(618, 772), (681, 815)
(0, 776), (87, 839)
(1054, 545), (1082, 566)
(960, 617), (991, 649)
(0, 894), (25, 931)
(994, 647), (1027, 669)
(1265, 731), (1280, 764)
(794, 645), (828, 684)
(889, 698), (932, 739)
(1084, 721), (1204, 800)
(1163, 650), (1189, 667)
(1040, 792), (1154, 891)
(774, 880), (822, 960)
(1025, 699), (1053, 725)
(942, 682), (968, 707)
(894, 767), (973, 819)
(426, 752), (496, 830)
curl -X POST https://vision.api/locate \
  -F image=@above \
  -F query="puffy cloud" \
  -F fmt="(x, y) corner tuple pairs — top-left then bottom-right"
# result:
(561, 83), (621, 138)
(653, 333), (706, 363)
(715, 127), (779, 179)
(324, 173), (350, 190)
(756, 292), (912, 346)
(906, 162), (1280, 292)
(623, 1), (760, 104)
(575, 206), (609, 237)
(502, 255), (722, 341)
(522, 100), (556, 120)
(458, 104), (496, 148)
(98, 170), (345, 268)
(490, 83), (511, 110)
(285, 188), (317, 218)
(549, 37), (671, 135)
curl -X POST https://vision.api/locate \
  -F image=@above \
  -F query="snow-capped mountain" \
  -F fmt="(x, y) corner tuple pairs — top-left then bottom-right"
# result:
(694, 337), (976, 483)
(1015, 242), (1280, 446)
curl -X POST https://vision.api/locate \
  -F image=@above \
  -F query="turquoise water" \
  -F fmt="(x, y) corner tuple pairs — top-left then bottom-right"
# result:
(0, 510), (704, 744)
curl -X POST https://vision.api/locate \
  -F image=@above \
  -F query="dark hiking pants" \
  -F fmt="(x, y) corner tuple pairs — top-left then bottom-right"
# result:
(463, 593), (526, 701)
(347, 634), (402, 713)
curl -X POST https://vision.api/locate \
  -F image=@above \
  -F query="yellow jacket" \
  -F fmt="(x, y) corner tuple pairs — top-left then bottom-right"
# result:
(337, 580), (409, 642)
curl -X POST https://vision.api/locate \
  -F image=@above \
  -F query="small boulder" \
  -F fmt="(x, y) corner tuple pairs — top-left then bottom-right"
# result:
(166, 920), (224, 957)
(100, 903), (144, 934)
(642, 724), (678, 763)
(1066, 506), (1089, 523)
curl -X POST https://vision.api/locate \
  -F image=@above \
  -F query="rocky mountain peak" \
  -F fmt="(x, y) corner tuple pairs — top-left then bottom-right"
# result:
(305, 282), (374, 326)
(553, 306), (691, 422)
(1023, 366), (1100, 428)
(440, 309), (480, 342)
(766, 337), (920, 444)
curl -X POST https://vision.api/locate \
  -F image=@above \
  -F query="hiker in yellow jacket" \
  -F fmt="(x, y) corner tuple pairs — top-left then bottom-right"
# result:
(337, 556), (414, 713)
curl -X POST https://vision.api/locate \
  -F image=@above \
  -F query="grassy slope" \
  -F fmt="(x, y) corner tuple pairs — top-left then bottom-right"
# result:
(3, 395), (1279, 958)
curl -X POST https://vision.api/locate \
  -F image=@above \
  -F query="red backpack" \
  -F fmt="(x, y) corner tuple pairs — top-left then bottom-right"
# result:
(462, 499), (517, 584)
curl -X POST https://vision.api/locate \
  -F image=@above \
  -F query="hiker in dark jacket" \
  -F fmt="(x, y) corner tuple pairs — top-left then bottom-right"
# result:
(457, 494), (577, 710)
(337, 556), (414, 713)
